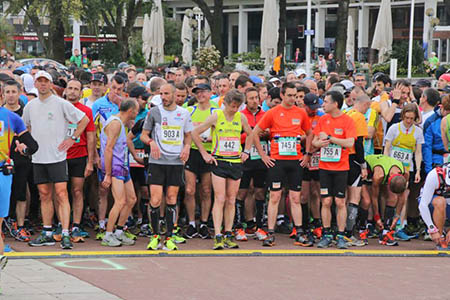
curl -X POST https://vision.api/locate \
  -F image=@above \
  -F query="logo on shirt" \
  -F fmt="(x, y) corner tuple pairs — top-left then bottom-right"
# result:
(48, 112), (54, 120)
(292, 119), (300, 125)
(280, 113), (284, 117)
(334, 128), (343, 135)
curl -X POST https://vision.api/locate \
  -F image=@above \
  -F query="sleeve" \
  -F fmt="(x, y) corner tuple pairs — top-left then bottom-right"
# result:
(384, 124), (397, 142)
(22, 104), (30, 127)
(418, 170), (439, 228)
(354, 136), (365, 164)
(256, 109), (273, 130)
(415, 126), (425, 144)
(423, 124), (434, 174)
(346, 117), (357, 139)
(62, 100), (85, 124)
(143, 108), (155, 132)
(300, 109), (312, 132)
(313, 117), (322, 136)
(84, 107), (95, 132)
(10, 111), (27, 134)
(131, 118), (145, 136)
(184, 111), (194, 133)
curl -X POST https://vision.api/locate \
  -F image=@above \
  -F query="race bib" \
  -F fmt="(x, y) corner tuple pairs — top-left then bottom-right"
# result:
(129, 149), (146, 168)
(250, 141), (268, 160)
(67, 123), (80, 143)
(278, 137), (297, 156)
(161, 125), (182, 145)
(320, 143), (342, 162)
(390, 146), (412, 167)
(309, 151), (320, 170)
(218, 137), (240, 156)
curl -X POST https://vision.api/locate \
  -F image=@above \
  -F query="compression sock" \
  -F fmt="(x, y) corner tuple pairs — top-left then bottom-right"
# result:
(358, 207), (369, 231)
(313, 218), (321, 229)
(346, 203), (359, 234)
(301, 203), (309, 232)
(384, 205), (396, 233)
(150, 205), (160, 235)
(165, 204), (176, 238)
(255, 199), (265, 229)
(235, 199), (244, 228)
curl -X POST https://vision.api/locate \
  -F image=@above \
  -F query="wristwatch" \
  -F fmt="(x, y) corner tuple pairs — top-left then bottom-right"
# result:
(428, 225), (439, 234)
(243, 149), (250, 155)
(327, 135), (332, 140)
(71, 135), (78, 141)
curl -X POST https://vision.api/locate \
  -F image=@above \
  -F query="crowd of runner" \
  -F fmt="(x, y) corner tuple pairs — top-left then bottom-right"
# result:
(0, 58), (449, 255)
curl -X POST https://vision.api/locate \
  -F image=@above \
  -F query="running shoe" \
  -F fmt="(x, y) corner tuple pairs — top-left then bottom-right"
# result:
(312, 226), (323, 240)
(79, 226), (90, 238)
(198, 224), (210, 239)
(185, 224), (198, 239)
(255, 228), (268, 241)
(71, 228), (85, 243)
(317, 234), (333, 249)
(124, 229), (137, 241)
(96, 229), (106, 240)
(0, 255), (7, 270)
(306, 230), (315, 245)
(224, 235), (239, 249)
(116, 231), (135, 246)
(159, 220), (167, 235)
(436, 238), (449, 251)
(245, 225), (257, 236)
(139, 224), (152, 237)
(101, 234), (122, 247)
(53, 225), (62, 242)
(262, 234), (275, 247)
(163, 237), (178, 251)
(289, 227), (297, 239)
(147, 235), (161, 250)
(235, 228), (248, 241)
(213, 235), (225, 250)
(403, 223), (420, 238)
(171, 227), (187, 244)
(28, 232), (56, 247)
(394, 229), (412, 241)
(294, 233), (313, 247)
(379, 231), (399, 246)
(336, 235), (348, 249)
(359, 230), (369, 245)
(24, 219), (35, 235)
(367, 223), (379, 238)
(275, 221), (291, 234)
(14, 228), (31, 242)
(60, 235), (73, 249)
(344, 235), (365, 247)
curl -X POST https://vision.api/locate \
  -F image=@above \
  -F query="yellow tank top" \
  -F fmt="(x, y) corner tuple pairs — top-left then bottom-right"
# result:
(211, 110), (242, 163)
(390, 123), (416, 170)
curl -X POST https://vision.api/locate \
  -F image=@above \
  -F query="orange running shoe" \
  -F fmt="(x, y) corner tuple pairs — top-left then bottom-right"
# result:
(245, 225), (257, 236)
(359, 229), (369, 245)
(15, 228), (31, 242)
(255, 228), (268, 241)
(436, 237), (449, 250)
(313, 226), (323, 239)
(379, 230), (398, 246)
(289, 227), (297, 239)
(235, 228), (248, 241)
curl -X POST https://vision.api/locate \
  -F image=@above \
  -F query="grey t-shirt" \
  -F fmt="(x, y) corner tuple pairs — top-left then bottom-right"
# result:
(143, 105), (193, 165)
(22, 94), (86, 164)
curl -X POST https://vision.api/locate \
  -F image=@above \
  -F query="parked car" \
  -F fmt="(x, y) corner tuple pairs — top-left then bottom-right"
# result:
(18, 58), (68, 71)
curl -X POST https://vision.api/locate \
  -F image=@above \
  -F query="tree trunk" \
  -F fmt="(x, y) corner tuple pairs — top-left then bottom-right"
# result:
(26, 12), (50, 57)
(192, 0), (224, 65)
(336, 0), (350, 73)
(277, 0), (287, 76)
(47, 0), (66, 62)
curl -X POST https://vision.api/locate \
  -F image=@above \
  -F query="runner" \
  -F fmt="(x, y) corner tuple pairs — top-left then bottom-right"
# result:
(362, 154), (408, 246)
(312, 90), (356, 249)
(251, 82), (312, 247)
(64, 79), (95, 243)
(418, 163), (450, 250)
(192, 89), (253, 250)
(100, 98), (139, 247)
(184, 83), (218, 239)
(82, 72), (108, 108)
(24, 71), (89, 249)
(140, 83), (193, 251)
(344, 94), (371, 247)
(236, 87), (269, 241)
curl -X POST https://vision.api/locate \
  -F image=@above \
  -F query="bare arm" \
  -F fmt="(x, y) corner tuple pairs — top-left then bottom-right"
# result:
(441, 117), (449, 151)
(380, 101), (397, 123)
(384, 140), (392, 156)
(367, 126), (376, 139)
(329, 136), (354, 149)
(414, 143), (422, 183)
(85, 131), (95, 177)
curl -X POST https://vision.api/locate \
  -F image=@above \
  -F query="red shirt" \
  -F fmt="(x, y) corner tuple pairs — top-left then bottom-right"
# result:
(67, 102), (95, 159)
(240, 106), (265, 144)
(257, 104), (311, 160)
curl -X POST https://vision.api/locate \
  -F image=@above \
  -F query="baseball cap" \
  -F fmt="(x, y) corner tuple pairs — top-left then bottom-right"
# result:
(129, 86), (150, 100)
(440, 73), (450, 82)
(167, 67), (177, 74)
(192, 83), (212, 93)
(34, 70), (53, 82)
(0, 73), (12, 82)
(328, 83), (346, 96)
(249, 75), (263, 84)
(414, 79), (432, 88)
(340, 79), (355, 92)
(441, 85), (450, 94)
(118, 62), (130, 70)
(294, 69), (307, 78)
(91, 72), (108, 85)
(269, 77), (281, 83)
(303, 93), (321, 110)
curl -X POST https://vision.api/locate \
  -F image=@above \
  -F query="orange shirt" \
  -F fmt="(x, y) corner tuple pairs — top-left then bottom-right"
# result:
(372, 92), (389, 150)
(346, 109), (368, 155)
(313, 113), (357, 171)
(273, 56), (281, 72)
(257, 104), (311, 160)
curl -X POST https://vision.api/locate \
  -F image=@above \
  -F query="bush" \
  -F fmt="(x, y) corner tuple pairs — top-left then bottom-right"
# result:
(195, 46), (221, 71)
(246, 60), (264, 71)
(128, 31), (146, 67)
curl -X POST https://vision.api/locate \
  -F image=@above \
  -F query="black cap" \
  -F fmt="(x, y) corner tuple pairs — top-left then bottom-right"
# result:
(414, 79), (431, 88)
(192, 83), (212, 93)
(0, 73), (12, 82)
(440, 85), (450, 94)
(129, 86), (150, 100)
(91, 72), (108, 85)
(304, 93), (321, 109)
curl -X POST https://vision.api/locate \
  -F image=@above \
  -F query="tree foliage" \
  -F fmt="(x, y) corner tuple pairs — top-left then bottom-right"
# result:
(0, 17), (15, 51)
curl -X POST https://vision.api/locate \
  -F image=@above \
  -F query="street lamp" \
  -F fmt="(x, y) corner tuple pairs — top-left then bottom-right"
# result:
(193, 7), (203, 50)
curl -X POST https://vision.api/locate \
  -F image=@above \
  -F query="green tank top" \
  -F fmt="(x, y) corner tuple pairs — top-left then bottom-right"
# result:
(445, 115), (450, 150)
(211, 110), (242, 163)
(187, 105), (218, 152)
(365, 154), (404, 184)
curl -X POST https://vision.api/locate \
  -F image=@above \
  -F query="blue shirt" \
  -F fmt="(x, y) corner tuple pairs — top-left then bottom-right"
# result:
(133, 108), (148, 149)
(91, 94), (119, 122)
(0, 107), (26, 162)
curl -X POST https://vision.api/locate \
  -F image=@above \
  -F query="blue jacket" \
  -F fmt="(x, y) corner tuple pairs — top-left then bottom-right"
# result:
(423, 108), (445, 174)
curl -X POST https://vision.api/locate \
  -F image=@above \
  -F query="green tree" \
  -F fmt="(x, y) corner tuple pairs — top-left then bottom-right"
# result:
(335, 0), (350, 73)
(0, 17), (14, 51)
(191, 0), (224, 65)
(164, 18), (182, 56)
(6, 0), (82, 63)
